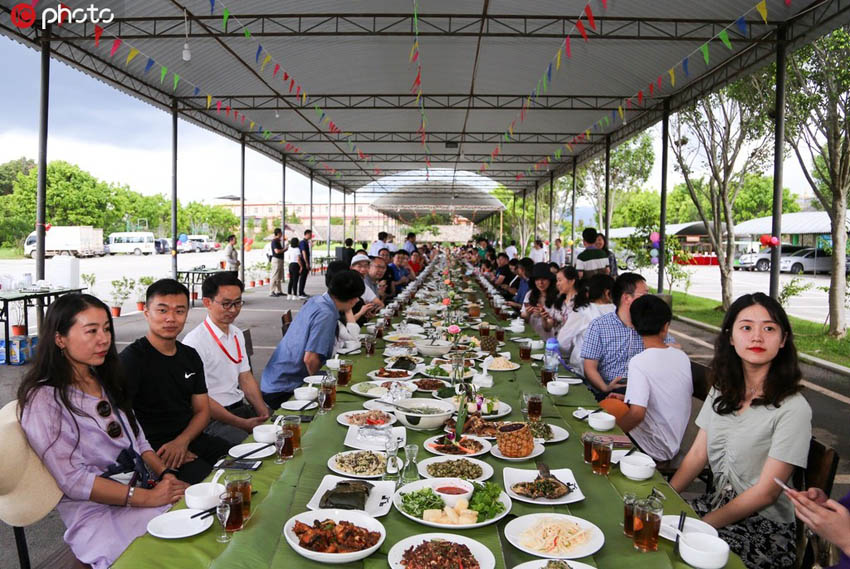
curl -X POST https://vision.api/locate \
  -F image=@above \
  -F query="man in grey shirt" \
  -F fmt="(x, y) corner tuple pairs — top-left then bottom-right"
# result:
(364, 256), (388, 302)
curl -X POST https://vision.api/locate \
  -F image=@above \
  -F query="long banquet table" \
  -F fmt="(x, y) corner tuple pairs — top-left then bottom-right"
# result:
(114, 283), (744, 569)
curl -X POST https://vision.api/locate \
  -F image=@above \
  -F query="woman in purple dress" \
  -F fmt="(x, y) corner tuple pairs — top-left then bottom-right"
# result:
(18, 294), (188, 569)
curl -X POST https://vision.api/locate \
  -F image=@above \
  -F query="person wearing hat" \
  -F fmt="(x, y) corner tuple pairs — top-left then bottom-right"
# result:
(349, 252), (382, 307)
(521, 262), (560, 340)
(12, 293), (187, 569)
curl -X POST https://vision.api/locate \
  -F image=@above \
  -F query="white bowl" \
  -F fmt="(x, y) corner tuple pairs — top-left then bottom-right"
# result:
(619, 452), (656, 481)
(588, 411), (616, 431)
(184, 482), (225, 510)
(546, 381), (570, 396)
(283, 509), (386, 564)
(431, 478), (474, 508)
(393, 398), (455, 431)
(294, 386), (318, 401)
(679, 532), (730, 569)
(253, 424), (282, 444)
(325, 358), (341, 370)
(414, 339), (453, 357)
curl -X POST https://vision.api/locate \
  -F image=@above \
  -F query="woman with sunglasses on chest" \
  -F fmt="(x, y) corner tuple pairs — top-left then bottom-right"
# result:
(17, 294), (187, 569)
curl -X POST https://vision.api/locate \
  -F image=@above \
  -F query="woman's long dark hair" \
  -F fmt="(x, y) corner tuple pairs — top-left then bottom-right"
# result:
(709, 293), (802, 415)
(572, 274), (615, 312)
(17, 293), (139, 456)
(528, 276), (558, 308)
(554, 266), (579, 311)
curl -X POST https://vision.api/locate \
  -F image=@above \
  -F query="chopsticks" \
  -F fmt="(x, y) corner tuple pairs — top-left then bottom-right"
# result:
(674, 510), (687, 555)
(221, 443), (274, 467)
(192, 491), (258, 520)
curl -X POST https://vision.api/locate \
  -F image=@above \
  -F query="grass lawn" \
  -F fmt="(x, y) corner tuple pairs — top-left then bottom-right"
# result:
(669, 290), (850, 368)
(0, 247), (24, 259)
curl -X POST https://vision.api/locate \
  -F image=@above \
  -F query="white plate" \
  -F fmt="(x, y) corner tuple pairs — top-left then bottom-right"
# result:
(422, 365), (474, 380)
(336, 346), (362, 356)
(146, 509), (213, 539)
(490, 442), (545, 461)
(536, 424), (570, 444)
(488, 361), (521, 372)
(305, 475), (395, 517)
(384, 355), (425, 366)
(362, 399), (398, 412)
(281, 400), (318, 411)
(411, 378), (449, 392)
(504, 513), (605, 559)
(327, 450), (388, 479)
(572, 408), (600, 420)
(350, 380), (418, 398)
(336, 410), (397, 427)
(366, 369), (415, 381)
(344, 425), (407, 450)
(557, 376), (584, 385)
(660, 515), (719, 541)
(392, 323), (425, 334)
(284, 509), (386, 564)
(384, 333), (425, 343)
(417, 456), (494, 482)
(513, 560), (596, 569)
(503, 467), (585, 505)
(393, 478), (512, 529)
(387, 533), (495, 569)
(423, 434), (492, 457)
(228, 442), (276, 459)
(609, 449), (632, 465)
(303, 374), (327, 385)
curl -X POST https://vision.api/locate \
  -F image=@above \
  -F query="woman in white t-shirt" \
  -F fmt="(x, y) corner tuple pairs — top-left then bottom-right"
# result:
(557, 274), (615, 371)
(671, 293), (812, 569)
(284, 237), (302, 299)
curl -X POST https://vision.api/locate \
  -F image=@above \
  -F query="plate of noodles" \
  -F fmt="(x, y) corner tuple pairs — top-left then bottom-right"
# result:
(504, 513), (604, 559)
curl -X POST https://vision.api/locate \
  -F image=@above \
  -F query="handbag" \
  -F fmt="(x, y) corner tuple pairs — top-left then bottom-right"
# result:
(98, 388), (155, 489)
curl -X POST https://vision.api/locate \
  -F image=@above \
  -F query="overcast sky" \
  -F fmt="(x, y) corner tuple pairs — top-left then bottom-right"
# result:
(0, 34), (813, 209)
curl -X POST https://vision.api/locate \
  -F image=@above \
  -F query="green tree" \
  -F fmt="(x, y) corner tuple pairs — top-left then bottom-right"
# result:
(733, 173), (800, 222)
(610, 189), (660, 228)
(578, 131), (655, 230)
(0, 157), (35, 196)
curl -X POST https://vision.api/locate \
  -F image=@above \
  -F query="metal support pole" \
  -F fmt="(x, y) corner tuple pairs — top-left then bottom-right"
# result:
(522, 189), (527, 255)
(353, 191), (357, 243)
(533, 186), (538, 241)
(570, 158), (577, 265)
(548, 170), (555, 259)
(770, 26), (787, 299)
(35, 27), (50, 331)
(343, 190), (347, 243)
(604, 134), (611, 237)
(239, 135), (246, 283)
(499, 210), (503, 249)
(327, 182), (332, 259)
(658, 99), (670, 293)
(171, 99), (178, 280)
(309, 171), (314, 232)
(281, 155), (286, 236)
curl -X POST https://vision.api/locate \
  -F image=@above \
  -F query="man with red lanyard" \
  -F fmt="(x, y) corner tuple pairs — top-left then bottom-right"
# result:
(183, 272), (269, 445)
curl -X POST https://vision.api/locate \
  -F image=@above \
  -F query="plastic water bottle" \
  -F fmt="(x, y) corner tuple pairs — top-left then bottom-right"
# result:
(544, 338), (560, 372)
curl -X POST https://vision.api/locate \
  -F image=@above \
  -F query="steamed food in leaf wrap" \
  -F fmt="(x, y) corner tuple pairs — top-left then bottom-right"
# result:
(319, 480), (374, 510)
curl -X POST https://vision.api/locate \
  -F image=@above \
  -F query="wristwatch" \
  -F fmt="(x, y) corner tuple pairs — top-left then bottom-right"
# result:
(158, 468), (179, 481)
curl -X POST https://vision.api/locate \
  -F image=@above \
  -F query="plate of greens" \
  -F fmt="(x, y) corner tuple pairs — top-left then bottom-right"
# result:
(393, 479), (511, 529)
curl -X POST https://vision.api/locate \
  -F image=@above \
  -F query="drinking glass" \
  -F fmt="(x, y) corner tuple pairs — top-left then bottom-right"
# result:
(519, 392), (530, 419)
(479, 321), (489, 337)
(581, 432), (595, 464)
(495, 327), (505, 341)
(540, 367), (555, 386)
(591, 436), (613, 476)
(401, 444), (419, 485)
(275, 429), (294, 463)
(526, 393), (543, 422)
(215, 501), (231, 543)
(225, 473), (252, 519)
(519, 340), (532, 361)
(623, 492), (638, 537)
(363, 334), (376, 356)
(321, 374), (337, 411)
(382, 437), (401, 488)
(283, 415), (301, 451)
(317, 390), (328, 415)
(337, 359), (353, 386)
(219, 492), (243, 532)
(633, 497), (664, 552)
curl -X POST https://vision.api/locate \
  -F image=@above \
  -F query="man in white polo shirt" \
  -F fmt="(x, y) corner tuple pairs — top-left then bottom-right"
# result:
(350, 253), (383, 308)
(183, 272), (270, 445)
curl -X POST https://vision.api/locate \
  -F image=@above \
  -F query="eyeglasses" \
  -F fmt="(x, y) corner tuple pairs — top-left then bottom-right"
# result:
(211, 299), (245, 311)
(96, 400), (123, 439)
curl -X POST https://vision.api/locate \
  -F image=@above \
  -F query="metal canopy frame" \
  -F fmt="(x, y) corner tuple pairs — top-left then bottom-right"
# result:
(1, 0), (848, 198)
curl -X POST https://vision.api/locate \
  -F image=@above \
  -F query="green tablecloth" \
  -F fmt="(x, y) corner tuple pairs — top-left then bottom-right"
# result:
(114, 291), (744, 569)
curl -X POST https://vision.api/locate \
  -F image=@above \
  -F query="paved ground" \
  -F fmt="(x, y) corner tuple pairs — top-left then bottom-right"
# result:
(1, 273), (847, 568)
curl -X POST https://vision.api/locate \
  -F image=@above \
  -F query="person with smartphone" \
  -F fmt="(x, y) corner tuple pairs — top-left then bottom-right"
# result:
(780, 482), (850, 568)
(671, 293), (812, 569)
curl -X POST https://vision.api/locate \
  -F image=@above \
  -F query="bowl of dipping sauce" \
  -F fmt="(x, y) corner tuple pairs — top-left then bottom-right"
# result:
(431, 478), (474, 508)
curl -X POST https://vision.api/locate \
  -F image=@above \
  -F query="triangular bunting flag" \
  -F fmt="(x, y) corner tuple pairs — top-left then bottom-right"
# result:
(193, 87), (200, 96)
(209, 0), (215, 15)
(576, 20), (588, 42)
(736, 17), (747, 35)
(160, 66), (167, 84)
(94, 25), (103, 46)
(682, 57), (690, 77)
(637, 90), (643, 105)
(273, 64), (280, 77)
(669, 68), (676, 87)
(244, 28), (251, 39)
(249, 121), (255, 130)
(649, 82), (654, 96)
(584, 5), (596, 30)
(173, 74), (180, 91)
(700, 43), (710, 64)
(256, 45), (263, 64)
(217, 100), (222, 113)
(125, 48), (139, 65)
(109, 38), (122, 57)
(556, 48), (562, 70)
(261, 54), (272, 72)
(206, 95), (211, 109)
(601, 0), (607, 8)
(618, 105), (624, 119)
(718, 30), (733, 50)
(565, 37), (572, 58)
(756, 1), (768, 23)
(144, 58), (155, 74)
(222, 8), (229, 31)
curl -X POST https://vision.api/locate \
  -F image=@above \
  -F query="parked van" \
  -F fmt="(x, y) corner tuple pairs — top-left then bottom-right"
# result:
(24, 226), (105, 258)
(107, 232), (156, 255)
(188, 235), (213, 252)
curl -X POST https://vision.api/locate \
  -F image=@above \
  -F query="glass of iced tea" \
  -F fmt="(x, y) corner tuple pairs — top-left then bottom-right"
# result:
(321, 374), (337, 411)
(540, 368), (555, 386)
(283, 415), (301, 451)
(527, 394), (543, 422)
(337, 359), (353, 386)
(495, 327), (505, 341)
(581, 432), (595, 463)
(363, 334), (376, 356)
(591, 436), (613, 475)
(275, 429), (294, 463)
(479, 321), (490, 337)
(219, 492), (243, 532)
(633, 498), (664, 552)
(225, 473), (252, 519)
(623, 492), (638, 537)
(519, 340), (532, 361)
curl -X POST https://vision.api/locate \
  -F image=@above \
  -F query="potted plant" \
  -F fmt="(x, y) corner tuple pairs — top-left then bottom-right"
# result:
(81, 272), (96, 293)
(109, 276), (135, 317)
(10, 302), (26, 336)
(248, 264), (258, 288)
(135, 276), (155, 311)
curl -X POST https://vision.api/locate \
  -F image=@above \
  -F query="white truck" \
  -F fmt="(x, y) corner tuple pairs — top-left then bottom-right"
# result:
(24, 226), (105, 258)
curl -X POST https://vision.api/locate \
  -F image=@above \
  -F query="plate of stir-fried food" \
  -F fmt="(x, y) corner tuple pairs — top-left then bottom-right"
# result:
(284, 509), (386, 563)
(388, 533), (495, 569)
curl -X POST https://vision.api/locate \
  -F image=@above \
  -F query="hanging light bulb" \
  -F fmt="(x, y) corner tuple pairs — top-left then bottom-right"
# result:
(182, 10), (191, 62)
(275, 110), (280, 119)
